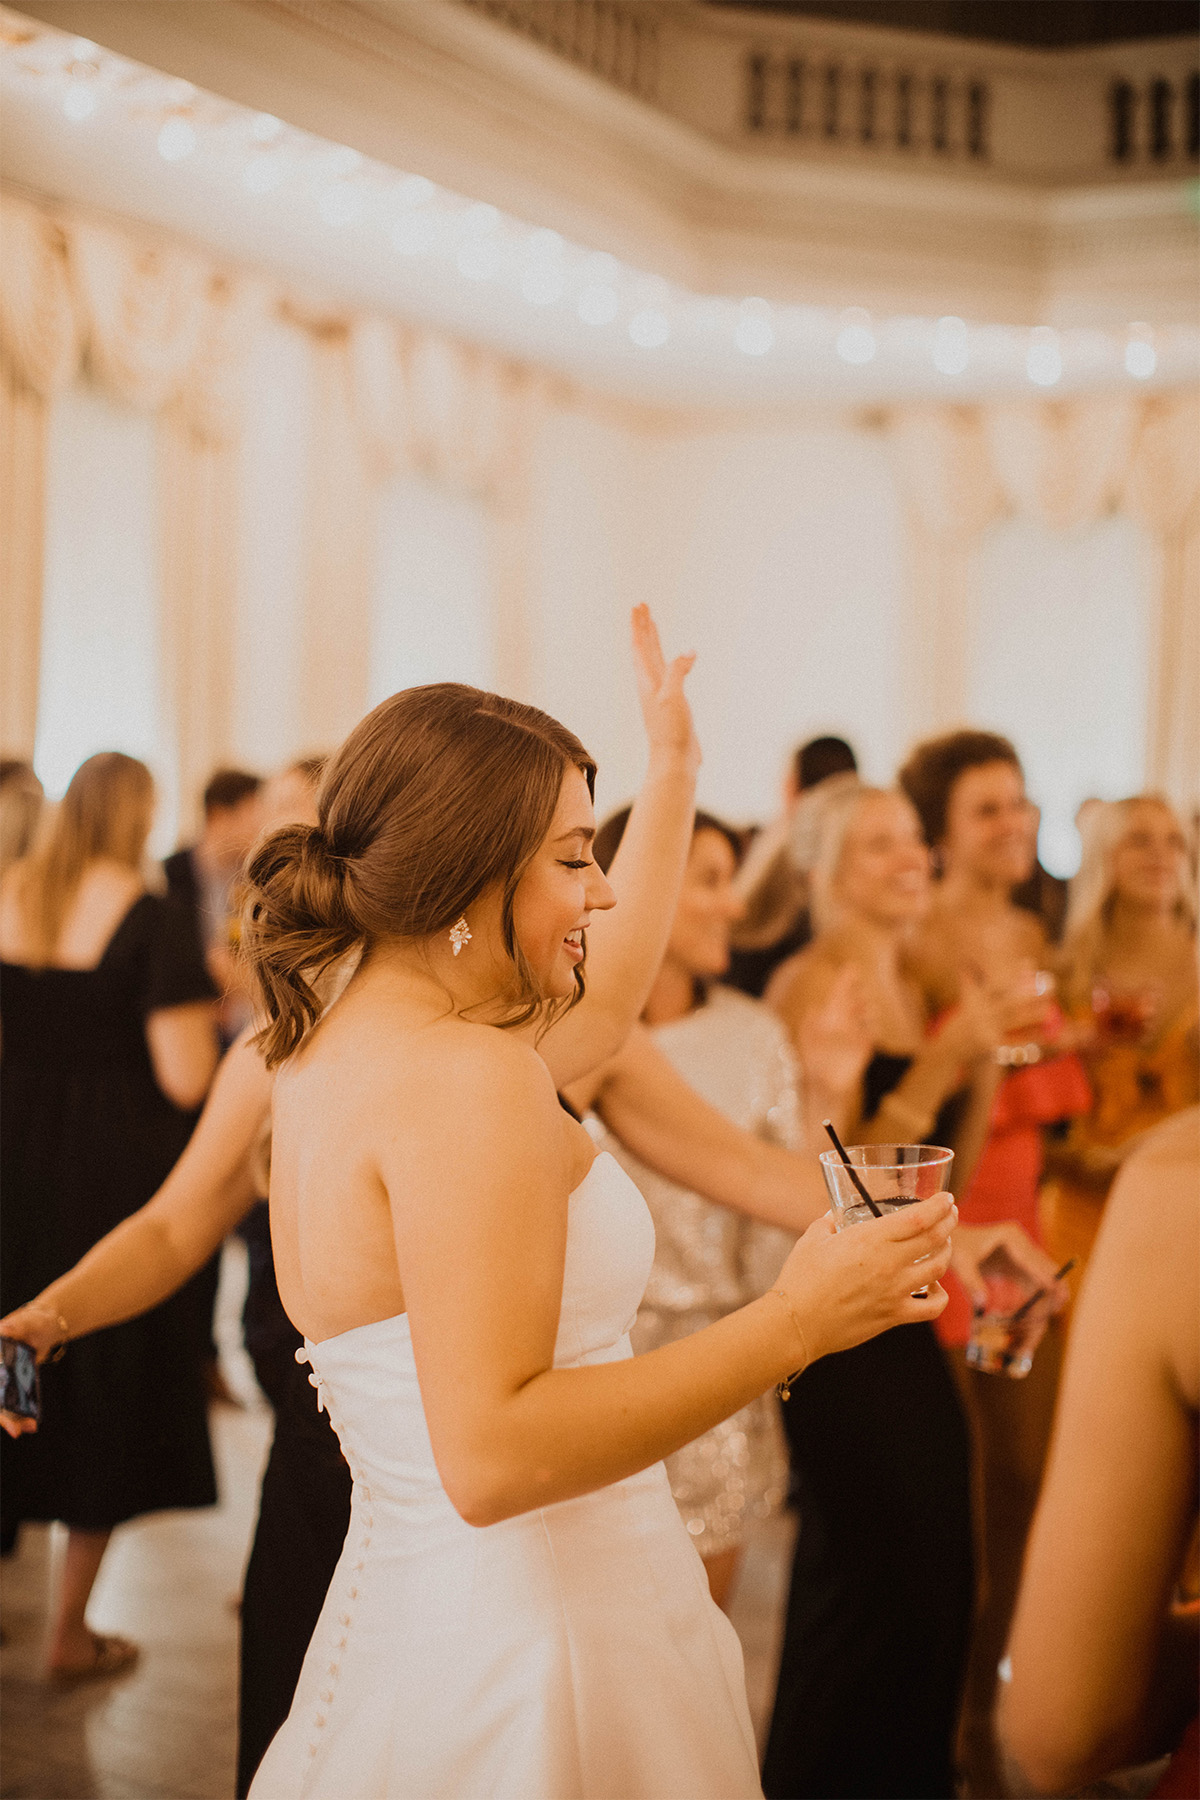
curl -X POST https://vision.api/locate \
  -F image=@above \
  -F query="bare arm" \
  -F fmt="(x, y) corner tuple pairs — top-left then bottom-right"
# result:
(381, 1034), (955, 1527)
(0, 1030), (271, 1392)
(145, 999), (221, 1110)
(537, 607), (699, 1090)
(999, 1110), (1200, 1794)
(566, 1025), (830, 1232)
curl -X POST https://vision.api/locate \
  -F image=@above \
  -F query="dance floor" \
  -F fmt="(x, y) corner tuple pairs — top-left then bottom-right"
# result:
(0, 1244), (793, 1798)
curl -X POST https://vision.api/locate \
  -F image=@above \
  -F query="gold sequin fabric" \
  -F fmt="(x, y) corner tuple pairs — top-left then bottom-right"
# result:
(597, 985), (801, 1558)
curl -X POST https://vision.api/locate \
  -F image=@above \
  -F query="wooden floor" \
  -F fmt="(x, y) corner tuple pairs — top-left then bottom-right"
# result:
(0, 1245), (795, 1799)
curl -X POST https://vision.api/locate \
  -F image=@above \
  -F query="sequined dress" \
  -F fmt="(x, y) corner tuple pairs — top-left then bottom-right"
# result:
(596, 984), (799, 1558)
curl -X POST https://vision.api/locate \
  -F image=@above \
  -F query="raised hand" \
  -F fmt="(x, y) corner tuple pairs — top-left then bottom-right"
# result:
(630, 605), (699, 772)
(794, 962), (874, 1105)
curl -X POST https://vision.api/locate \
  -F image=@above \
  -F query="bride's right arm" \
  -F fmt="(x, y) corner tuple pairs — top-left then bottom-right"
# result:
(380, 1033), (954, 1527)
(0, 1029), (269, 1373)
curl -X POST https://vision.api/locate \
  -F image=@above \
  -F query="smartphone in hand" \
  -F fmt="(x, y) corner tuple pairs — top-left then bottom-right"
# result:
(0, 1337), (40, 1421)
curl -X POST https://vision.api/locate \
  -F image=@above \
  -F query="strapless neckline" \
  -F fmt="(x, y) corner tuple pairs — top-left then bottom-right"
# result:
(305, 1150), (610, 1353)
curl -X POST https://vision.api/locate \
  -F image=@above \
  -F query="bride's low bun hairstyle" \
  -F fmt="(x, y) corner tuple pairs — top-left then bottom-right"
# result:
(242, 683), (596, 1067)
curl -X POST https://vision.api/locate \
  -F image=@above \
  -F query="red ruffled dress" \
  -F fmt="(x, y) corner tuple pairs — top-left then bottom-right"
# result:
(936, 1016), (1092, 1348)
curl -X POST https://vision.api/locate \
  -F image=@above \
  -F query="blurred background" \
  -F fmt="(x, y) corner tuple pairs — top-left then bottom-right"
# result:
(1, 0), (1197, 869)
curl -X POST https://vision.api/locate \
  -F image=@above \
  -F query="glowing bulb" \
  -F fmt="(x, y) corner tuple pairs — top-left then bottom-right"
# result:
(1026, 325), (1062, 387)
(395, 174), (435, 208)
(1124, 325), (1156, 379)
(391, 213), (435, 256)
(836, 308), (876, 364)
(578, 284), (620, 326)
(71, 38), (99, 58)
(932, 315), (969, 375)
(317, 184), (364, 227)
(251, 113), (283, 143)
(525, 228), (563, 261)
(62, 82), (97, 121)
(157, 117), (197, 162)
(243, 154), (287, 195)
(521, 266), (565, 306)
(164, 78), (196, 105)
(326, 145), (362, 177)
(735, 298), (774, 356)
(457, 238), (501, 280)
(462, 202), (500, 235)
(629, 308), (670, 349)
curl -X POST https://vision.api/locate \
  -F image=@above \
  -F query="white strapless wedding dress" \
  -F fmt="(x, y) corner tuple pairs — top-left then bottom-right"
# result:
(249, 1151), (763, 1800)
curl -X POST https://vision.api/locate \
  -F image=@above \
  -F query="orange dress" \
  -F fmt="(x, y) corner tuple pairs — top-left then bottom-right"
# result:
(1040, 999), (1200, 1296)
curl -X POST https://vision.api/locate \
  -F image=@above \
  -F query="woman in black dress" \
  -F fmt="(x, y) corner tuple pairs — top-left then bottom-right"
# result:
(0, 752), (220, 1677)
(749, 777), (1065, 1799)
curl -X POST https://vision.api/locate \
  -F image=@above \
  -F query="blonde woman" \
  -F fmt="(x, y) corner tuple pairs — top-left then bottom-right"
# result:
(1043, 795), (1199, 1281)
(0, 752), (220, 1678)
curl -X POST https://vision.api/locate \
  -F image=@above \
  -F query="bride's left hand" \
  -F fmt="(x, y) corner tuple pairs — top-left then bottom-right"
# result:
(631, 605), (699, 772)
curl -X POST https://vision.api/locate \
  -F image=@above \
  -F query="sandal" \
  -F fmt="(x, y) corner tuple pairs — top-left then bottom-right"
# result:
(49, 1632), (139, 1682)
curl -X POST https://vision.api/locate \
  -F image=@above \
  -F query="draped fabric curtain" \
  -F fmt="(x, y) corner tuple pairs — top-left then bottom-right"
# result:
(0, 194), (78, 755)
(889, 393), (1200, 807)
(2, 183), (1196, 817)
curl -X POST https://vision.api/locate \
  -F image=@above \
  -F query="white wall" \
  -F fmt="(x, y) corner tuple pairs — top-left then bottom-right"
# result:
(969, 514), (1153, 875)
(35, 383), (172, 845)
(34, 360), (1155, 874)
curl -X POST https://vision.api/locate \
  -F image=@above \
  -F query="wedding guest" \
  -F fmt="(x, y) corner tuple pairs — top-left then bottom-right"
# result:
(165, 766), (262, 1043)
(583, 806), (811, 1606)
(1000, 1108), (1199, 1797)
(900, 729), (1090, 1797)
(761, 775), (1057, 1800)
(1011, 804), (1069, 945)
(1043, 795), (1198, 1289)
(726, 735), (859, 999)
(0, 759), (44, 874)
(0, 752), (220, 1676)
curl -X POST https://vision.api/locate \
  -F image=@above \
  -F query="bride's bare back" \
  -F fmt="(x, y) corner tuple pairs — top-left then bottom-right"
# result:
(269, 956), (594, 1347)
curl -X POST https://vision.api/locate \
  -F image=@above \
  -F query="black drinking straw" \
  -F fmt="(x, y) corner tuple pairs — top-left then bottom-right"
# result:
(1006, 1259), (1077, 1325)
(822, 1120), (883, 1219)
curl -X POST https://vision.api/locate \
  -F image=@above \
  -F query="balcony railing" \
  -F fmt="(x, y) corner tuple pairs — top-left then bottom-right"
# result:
(745, 52), (989, 160)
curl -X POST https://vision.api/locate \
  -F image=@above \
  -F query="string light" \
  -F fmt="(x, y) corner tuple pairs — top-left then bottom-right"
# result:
(932, 315), (969, 375)
(5, 19), (1194, 395)
(629, 309), (670, 348)
(1026, 326), (1063, 386)
(157, 117), (197, 162)
(836, 308), (876, 364)
(735, 298), (774, 356)
(242, 153), (288, 195)
(62, 81), (96, 121)
(1124, 324), (1157, 379)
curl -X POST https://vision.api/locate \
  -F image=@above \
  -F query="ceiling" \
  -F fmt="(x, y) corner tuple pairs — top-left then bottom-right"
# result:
(706, 1), (1200, 47)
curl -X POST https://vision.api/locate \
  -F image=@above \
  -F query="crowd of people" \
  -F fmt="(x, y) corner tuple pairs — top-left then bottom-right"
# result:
(0, 616), (1196, 1799)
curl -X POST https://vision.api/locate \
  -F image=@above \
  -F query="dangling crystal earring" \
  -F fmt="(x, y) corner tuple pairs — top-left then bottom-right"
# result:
(449, 915), (472, 957)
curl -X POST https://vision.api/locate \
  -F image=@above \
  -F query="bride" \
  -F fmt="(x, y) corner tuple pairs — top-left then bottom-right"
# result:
(243, 643), (956, 1799)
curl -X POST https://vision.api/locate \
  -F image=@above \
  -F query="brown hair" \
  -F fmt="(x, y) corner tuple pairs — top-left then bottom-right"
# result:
(898, 730), (1021, 850)
(241, 684), (596, 1068)
(592, 805), (742, 875)
(10, 752), (154, 966)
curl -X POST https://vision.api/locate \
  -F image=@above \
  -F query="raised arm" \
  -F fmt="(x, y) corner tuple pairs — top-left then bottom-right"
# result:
(565, 1025), (830, 1232)
(998, 1109), (1200, 1794)
(536, 606), (699, 1089)
(382, 1033), (955, 1527)
(0, 1028), (271, 1415)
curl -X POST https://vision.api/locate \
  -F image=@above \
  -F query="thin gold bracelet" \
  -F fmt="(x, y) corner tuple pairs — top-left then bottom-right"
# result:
(767, 1288), (811, 1402)
(28, 1305), (70, 1362)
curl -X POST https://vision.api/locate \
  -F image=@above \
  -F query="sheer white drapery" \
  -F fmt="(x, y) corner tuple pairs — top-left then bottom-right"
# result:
(1, 186), (1194, 821)
(889, 395), (1199, 806)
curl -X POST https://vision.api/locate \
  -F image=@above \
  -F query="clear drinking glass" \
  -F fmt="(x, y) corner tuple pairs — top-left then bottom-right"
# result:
(818, 1144), (954, 1297)
(964, 1246), (1057, 1379)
